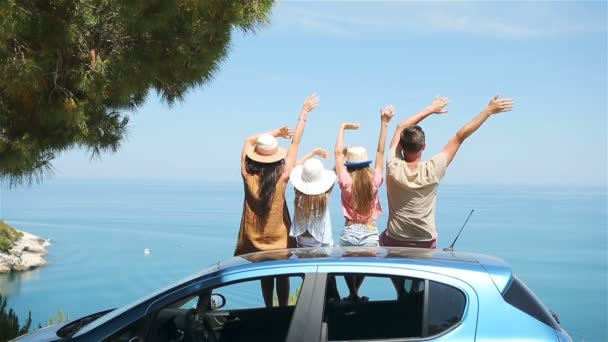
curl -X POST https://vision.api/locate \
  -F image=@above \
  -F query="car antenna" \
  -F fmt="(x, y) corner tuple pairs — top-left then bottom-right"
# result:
(443, 209), (474, 252)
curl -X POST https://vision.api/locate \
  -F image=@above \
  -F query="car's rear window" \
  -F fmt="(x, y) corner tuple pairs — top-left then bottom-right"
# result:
(503, 275), (560, 330)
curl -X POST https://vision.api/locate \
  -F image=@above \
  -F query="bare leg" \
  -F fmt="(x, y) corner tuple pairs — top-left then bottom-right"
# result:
(354, 275), (368, 300)
(326, 276), (340, 301)
(411, 279), (423, 293)
(354, 275), (365, 292)
(344, 275), (367, 300)
(344, 275), (357, 300)
(391, 277), (406, 299)
(276, 276), (290, 307)
(261, 278), (275, 307)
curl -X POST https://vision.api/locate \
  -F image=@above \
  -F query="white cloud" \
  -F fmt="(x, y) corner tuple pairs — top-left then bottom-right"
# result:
(296, 14), (354, 37)
(272, 1), (606, 39)
(421, 10), (543, 39)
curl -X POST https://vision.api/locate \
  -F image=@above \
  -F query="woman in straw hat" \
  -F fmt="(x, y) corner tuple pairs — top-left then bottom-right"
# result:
(334, 104), (394, 301)
(289, 149), (336, 248)
(234, 94), (319, 308)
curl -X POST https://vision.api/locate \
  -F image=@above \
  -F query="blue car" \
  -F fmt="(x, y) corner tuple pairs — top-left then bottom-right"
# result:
(15, 247), (572, 341)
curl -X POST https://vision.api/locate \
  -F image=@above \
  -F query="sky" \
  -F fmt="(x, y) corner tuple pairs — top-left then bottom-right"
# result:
(51, 1), (607, 186)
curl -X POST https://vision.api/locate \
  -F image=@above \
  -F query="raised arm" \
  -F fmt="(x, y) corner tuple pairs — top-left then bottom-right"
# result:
(241, 127), (294, 177)
(334, 122), (359, 176)
(389, 97), (450, 157)
(297, 148), (329, 165)
(442, 95), (514, 165)
(375, 105), (394, 173)
(281, 94), (320, 179)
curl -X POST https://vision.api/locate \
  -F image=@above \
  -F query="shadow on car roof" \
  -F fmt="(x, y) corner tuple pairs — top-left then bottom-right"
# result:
(219, 246), (479, 269)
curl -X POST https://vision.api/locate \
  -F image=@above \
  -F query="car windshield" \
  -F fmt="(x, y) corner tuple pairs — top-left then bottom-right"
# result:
(72, 263), (219, 337)
(56, 309), (115, 338)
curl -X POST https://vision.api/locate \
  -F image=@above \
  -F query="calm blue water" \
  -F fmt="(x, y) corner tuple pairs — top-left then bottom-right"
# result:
(0, 179), (606, 341)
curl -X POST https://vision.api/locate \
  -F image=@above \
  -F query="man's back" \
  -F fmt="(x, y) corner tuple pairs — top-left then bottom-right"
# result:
(383, 95), (512, 244)
(386, 152), (448, 240)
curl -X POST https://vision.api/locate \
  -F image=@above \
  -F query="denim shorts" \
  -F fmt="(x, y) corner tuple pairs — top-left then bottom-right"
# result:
(296, 235), (332, 248)
(339, 224), (380, 247)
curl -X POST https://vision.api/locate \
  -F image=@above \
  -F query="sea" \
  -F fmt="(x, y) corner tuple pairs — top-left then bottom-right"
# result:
(0, 179), (606, 341)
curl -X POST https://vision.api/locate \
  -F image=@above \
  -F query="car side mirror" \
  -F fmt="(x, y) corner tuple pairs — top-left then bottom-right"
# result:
(211, 293), (226, 310)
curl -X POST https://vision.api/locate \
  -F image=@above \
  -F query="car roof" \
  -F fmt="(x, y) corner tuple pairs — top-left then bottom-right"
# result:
(221, 246), (476, 267)
(217, 247), (513, 292)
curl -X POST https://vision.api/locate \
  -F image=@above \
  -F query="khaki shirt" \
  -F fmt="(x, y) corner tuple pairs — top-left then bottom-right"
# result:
(386, 152), (448, 241)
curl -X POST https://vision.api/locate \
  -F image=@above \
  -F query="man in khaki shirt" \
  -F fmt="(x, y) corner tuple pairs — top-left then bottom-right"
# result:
(381, 95), (514, 249)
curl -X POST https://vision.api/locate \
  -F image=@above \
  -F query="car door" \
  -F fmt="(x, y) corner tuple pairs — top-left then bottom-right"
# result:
(299, 264), (478, 342)
(100, 264), (317, 342)
(198, 273), (306, 342)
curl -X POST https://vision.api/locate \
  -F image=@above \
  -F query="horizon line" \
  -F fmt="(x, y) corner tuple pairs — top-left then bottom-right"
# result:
(2, 176), (607, 190)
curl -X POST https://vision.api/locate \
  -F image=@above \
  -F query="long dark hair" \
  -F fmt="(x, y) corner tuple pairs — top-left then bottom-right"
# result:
(245, 156), (285, 221)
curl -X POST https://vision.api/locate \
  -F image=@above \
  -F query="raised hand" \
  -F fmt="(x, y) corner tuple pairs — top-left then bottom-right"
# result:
(381, 105), (395, 123)
(341, 122), (360, 130)
(428, 96), (450, 114)
(313, 148), (330, 159)
(301, 94), (320, 113)
(274, 126), (294, 139)
(486, 95), (514, 114)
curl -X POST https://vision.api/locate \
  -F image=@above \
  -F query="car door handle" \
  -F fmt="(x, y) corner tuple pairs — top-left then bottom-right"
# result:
(344, 311), (357, 316)
(225, 317), (241, 324)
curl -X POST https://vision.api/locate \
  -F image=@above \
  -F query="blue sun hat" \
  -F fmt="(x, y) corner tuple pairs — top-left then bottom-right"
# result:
(344, 146), (372, 168)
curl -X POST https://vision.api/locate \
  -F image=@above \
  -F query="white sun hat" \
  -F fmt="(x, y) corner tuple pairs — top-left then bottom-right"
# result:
(344, 146), (372, 168)
(246, 134), (287, 163)
(290, 158), (336, 195)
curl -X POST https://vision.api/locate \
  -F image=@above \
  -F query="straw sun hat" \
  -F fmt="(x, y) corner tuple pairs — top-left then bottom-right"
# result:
(290, 159), (336, 195)
(344, 146), (372, 168)
(246, 134), (287, 163)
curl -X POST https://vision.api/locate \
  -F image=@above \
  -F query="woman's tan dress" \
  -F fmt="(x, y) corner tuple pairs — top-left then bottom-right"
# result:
(234, 174), (294, 256)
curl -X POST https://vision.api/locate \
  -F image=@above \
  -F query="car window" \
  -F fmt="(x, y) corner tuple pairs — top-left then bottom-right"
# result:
(323, 273), (466, 341)
(102, 316), (147, 342)
(214, 276), (303, 310)
(333, 275), (397, 302)
(426, 280), (466, 336)
(144, 274), (304, 342)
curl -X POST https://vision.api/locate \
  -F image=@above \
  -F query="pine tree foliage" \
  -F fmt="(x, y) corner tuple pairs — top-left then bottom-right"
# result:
(0, 294), (32, 341)
(0, 0), (274, 186)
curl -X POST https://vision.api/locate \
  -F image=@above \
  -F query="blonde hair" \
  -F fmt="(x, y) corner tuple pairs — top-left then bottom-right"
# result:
(294, 187), (333, 226)
(348, 166), (375, 216)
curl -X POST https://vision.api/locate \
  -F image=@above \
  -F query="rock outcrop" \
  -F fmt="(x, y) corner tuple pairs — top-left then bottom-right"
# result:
(0, 231), (49, 273)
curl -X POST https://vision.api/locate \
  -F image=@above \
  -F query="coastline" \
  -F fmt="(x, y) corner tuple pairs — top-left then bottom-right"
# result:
(0, 230), (50, 273)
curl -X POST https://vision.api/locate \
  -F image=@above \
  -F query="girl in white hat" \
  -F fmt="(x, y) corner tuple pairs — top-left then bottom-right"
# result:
(234, 94), (319, 308)
(289, 148), (337, 248)
(334, 105), (394, 301)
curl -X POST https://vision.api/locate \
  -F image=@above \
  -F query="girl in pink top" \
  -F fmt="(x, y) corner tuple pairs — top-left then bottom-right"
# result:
(334, 105), (394, 301)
